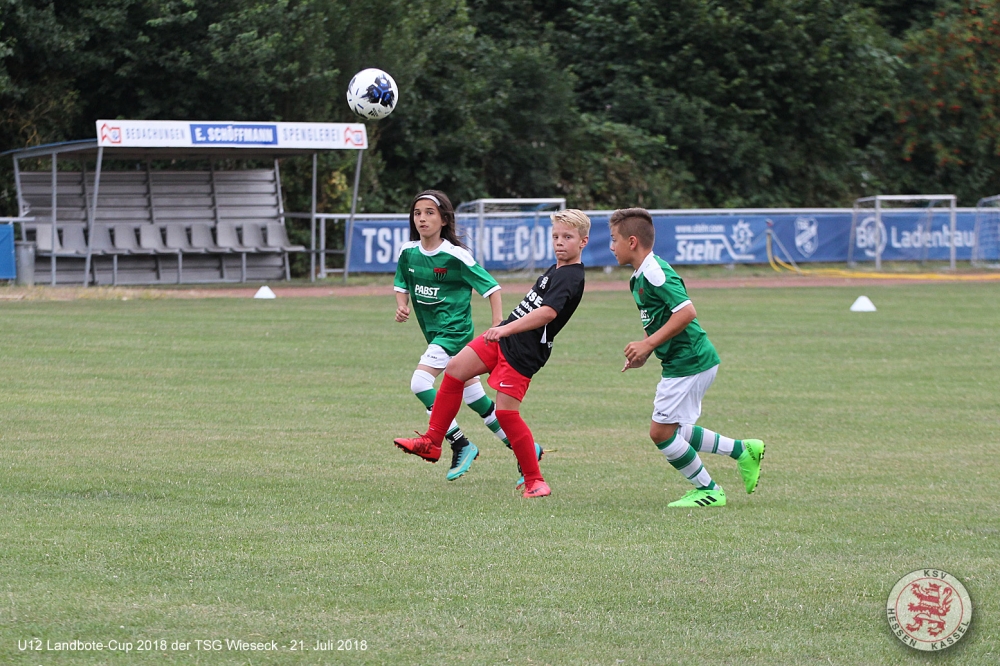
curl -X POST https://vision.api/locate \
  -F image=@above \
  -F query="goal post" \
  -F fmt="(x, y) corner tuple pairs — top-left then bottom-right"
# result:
(972, 195), (1000, 268)
(850, 195), (957, 271)
(455, 198), (565, 274)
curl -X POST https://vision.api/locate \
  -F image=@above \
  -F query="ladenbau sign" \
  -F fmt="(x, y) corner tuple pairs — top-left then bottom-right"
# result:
(96, 119), (367, 150)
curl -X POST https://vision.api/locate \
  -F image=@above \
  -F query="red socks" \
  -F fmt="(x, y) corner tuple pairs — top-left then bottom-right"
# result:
(426, 373), (465, 445)
(496, 409), (542, 484)
(427, 380), (542, 485)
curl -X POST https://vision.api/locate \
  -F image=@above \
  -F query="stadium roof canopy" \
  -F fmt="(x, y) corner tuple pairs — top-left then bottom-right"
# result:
(2, 118), (368, 161)
(1, 138), (338, 161)
(3, 120), (370, 284)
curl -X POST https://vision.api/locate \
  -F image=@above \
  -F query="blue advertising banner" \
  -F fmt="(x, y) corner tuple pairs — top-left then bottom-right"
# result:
(347, 210), (978, 272)
(0, 224), (15, 279)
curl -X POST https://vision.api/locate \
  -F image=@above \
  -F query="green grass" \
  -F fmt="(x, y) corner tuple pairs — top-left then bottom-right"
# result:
(1, 283), (998, 664)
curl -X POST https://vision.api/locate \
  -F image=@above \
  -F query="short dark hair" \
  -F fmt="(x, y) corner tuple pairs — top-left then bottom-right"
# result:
(609, 207), (655, 249)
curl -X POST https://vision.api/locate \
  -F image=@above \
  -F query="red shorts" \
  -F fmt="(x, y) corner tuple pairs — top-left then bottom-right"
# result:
(467, 335), (532, 401)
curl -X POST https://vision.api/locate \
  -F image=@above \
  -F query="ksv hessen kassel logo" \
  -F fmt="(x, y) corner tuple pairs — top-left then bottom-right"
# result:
(886, 569), (972, 651)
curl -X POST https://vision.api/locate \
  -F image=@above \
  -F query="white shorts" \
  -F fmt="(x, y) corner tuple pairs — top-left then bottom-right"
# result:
(651, 365), (718, 425)
(418, 344), (452, 369)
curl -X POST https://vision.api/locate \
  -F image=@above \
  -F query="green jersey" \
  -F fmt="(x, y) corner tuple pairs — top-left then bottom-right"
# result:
(630, 253), (720, 378)
(394, 239), (500, 356)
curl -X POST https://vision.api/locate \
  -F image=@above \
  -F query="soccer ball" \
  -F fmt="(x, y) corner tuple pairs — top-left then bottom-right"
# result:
(346, 68), (398, 120)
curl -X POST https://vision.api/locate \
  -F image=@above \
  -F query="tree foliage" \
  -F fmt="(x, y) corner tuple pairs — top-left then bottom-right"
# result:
(0, 0), (996, 221)
(560, 0), (899, 206)
(892, 0), (1000, 202)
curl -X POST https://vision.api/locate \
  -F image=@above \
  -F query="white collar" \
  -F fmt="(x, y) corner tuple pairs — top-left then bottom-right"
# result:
(631, 251), (657, 279)
(418, 239), (451, 256)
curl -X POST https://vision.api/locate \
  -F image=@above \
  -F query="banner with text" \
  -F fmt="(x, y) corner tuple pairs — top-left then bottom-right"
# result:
(346, 210), (978, 272)
(96, 120), (367, 150)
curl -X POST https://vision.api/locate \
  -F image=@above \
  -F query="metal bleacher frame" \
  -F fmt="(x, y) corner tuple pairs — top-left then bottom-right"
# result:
(3, 138), (357, 286)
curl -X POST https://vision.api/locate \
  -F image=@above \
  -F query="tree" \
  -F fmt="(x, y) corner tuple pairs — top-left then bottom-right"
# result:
(560, 0), (899, 207)
(892, 0), (1000, 202)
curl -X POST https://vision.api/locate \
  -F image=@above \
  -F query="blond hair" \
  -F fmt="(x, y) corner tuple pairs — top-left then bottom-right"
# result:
(551, 209), (591, 237)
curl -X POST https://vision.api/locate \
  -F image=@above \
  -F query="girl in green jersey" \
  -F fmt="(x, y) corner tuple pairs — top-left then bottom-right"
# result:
(393, 190), (517, 480)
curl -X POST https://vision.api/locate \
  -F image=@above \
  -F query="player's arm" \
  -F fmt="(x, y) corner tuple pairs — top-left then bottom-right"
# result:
(394, 290), (410, 323)
(482, 306), (557, 342)
(465, 261), (503, 326)
(487, 290), (503, 326)
(622, 303), (697, 370)
(393, 255), (411, 323)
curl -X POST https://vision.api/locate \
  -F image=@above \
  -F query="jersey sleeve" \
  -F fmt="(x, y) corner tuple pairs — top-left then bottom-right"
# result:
(393, 251), (409, 293)
(540, 267), (582, 314)
(655, 273), (692, 313)
(462, 260), (500, 298)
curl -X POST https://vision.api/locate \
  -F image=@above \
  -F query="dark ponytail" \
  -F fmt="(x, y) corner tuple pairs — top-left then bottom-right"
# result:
(408, 190), (468, 250)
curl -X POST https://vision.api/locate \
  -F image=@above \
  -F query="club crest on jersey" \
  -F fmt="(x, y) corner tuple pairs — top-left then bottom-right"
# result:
(433, 267), (448, 281)
(539, 276), (549, 290)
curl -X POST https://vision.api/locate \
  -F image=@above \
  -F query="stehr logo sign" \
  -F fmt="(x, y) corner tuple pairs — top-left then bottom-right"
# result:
(674, 222), (755, 262)
(886, 569), (972, 651)
(794, 216), (818, 257)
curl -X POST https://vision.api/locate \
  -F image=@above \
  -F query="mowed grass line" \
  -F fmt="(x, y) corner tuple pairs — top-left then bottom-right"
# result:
(0, 283), (998, 665)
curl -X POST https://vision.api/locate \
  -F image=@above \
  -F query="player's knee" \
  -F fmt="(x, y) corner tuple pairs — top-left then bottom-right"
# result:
(411, 369), (435, 395)
(650, 422), (677, 443)
(444, 356), (466, 379)
(445, 347), (481, 381)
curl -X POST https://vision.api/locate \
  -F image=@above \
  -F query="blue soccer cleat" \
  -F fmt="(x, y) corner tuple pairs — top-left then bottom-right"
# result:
(515, 442), (545, 488)
(446, 441), (479, 481)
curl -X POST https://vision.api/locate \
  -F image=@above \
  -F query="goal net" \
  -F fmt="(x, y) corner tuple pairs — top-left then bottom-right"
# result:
(972, 195), (1000, 268)
(849, 195), (957, 270)
(455, 198), (565, 275)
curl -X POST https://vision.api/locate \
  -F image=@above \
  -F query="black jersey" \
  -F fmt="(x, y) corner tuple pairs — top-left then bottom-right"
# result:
(499, 262), (585, 377)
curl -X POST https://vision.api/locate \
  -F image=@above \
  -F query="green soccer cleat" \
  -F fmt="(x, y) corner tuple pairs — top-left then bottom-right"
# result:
(514, 442), (545, 488)
(668, 486), (727, 508)
(446, 441), (479, 481)
(736, 439), (765, 494)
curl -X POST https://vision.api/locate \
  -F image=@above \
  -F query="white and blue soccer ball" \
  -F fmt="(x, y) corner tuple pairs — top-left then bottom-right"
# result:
(346, 68), (398, 120)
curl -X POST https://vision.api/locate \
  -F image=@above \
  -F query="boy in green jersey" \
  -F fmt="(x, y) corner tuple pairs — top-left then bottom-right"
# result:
(609, 208), (765, 508)
(394, 190), (540, 481)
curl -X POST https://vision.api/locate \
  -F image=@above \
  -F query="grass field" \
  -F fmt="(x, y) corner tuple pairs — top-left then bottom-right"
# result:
(1, 281), (998, 664)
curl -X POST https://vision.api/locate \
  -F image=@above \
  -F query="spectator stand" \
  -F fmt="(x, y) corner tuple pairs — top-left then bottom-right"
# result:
(2, 120), (367, 286)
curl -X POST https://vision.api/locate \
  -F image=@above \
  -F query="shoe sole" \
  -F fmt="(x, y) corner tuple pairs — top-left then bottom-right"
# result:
(446, 448), (480, 481)
(393, 440), (439, 463)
